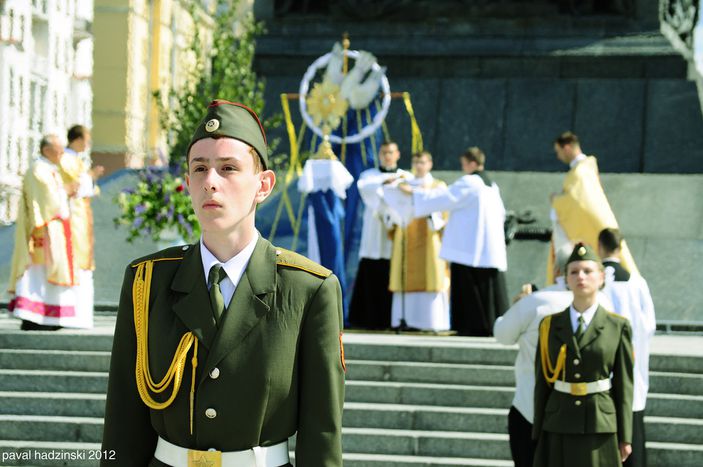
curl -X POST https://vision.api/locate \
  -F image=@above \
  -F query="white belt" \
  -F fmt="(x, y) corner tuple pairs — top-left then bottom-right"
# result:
(554, 378), (611, 396)
(154, 437), (289, 467)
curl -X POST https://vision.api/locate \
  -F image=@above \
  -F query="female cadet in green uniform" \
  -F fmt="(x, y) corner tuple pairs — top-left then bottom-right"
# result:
(101, 100), (345, 466)
(533, 242), (634, 467)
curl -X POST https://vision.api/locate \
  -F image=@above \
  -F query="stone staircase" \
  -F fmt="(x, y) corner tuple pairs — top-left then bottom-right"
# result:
(0, 311), (702, 466)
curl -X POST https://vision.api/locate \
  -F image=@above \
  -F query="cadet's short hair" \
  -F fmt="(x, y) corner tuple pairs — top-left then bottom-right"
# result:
(412, 150), (432, 161)
(554, 131), (579, 148)
(380, 140), (398, 149)
(461, 147), (485, 166)
(598, 228), (623, 254)
(67, 125), (89, 143)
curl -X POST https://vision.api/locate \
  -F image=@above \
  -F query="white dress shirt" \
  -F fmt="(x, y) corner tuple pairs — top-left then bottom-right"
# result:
(602, 274), (656, 411)
(569, 302), (599, 333)
(569, 153), (587, 169)
(357, 167), (412, 260)
(413, 173), (507, 270)
(494, 289), (613, 422)
(200, 233), (259, 308)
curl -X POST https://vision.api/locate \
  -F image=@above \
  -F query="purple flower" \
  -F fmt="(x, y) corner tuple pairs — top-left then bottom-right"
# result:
(178, 214), (193, 238)
(167, 205), (175, 218)
(122, 188), (135, 194)
(132, 218), (143, 229)
(134, 205), (146, 215)
(163, 193), (171, 205)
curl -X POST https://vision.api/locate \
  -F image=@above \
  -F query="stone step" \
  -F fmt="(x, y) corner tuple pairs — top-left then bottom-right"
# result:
(0, 392), (106, 418)
(344, 427), (511, 459)
(0, 415), (103, 443)
(646, 393), (703, 420)
(648, 371), (703, 396)
(0, 332), (114, 352)
(346, 380), (514, 408)
(647, 442), (703, 467)
(347, 360), (514, 387)
(321, 453), (513, 467)
(0, 349), (111, 372)
(0, 370), (107, 394)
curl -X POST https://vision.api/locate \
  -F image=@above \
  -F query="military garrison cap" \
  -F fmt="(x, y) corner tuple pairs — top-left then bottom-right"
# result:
(188, 100), (268, 169)
(566, 242), (601, 266)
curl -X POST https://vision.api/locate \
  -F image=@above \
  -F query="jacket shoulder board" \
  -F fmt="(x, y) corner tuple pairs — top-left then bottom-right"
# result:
(275, 248), (331, 278)
(130, 244), (191, 268)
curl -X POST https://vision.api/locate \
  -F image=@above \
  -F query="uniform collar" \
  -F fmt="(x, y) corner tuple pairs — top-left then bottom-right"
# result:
(570, 301), (599, 332)
(200, 232), (259, 289)
(602, 256), (620, 263)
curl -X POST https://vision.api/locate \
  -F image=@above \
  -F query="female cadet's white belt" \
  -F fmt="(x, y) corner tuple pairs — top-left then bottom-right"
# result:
(154, 436), (289, 467)
(553, 378), (611, 396)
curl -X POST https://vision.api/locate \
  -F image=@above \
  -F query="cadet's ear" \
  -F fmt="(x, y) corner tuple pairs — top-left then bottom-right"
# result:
(255, 170), (276, 204)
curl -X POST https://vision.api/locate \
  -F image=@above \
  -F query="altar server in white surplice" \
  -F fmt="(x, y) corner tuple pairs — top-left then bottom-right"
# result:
(403, 147), (508, 336)
(384, 151), (449, 332)
(598, 228), (655, 467)
(349, 141), (412, 329)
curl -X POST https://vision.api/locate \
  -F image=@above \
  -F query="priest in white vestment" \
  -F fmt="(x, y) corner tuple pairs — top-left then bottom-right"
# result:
(384, 151), (449, 331)
(348, 141), (412, 329)
(402, 147), (508, 336)
(9, 135), (90, 330)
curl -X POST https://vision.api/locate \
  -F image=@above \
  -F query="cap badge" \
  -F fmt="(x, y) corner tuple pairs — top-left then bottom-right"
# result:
(578, 246), (586, 256)
(205, 119), (220, 132)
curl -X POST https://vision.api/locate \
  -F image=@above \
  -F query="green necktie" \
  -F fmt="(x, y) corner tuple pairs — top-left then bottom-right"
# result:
(575, 315), (586, 340)
(208, 264), (227, 326)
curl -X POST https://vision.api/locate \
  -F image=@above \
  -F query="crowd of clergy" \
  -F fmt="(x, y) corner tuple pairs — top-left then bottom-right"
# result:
(349, 132), (655, 467)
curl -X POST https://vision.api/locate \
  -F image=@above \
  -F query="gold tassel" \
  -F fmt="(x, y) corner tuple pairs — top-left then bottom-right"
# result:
(402, 92), (424, 154)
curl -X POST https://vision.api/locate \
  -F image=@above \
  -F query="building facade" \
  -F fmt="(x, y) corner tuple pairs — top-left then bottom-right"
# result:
(0, 0), (93, 223)
(91, 0), (229, 173)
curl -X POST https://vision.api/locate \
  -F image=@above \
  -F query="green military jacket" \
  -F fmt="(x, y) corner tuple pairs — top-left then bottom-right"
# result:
(533, 306), (634, 443)
(101, 237), (345, 466)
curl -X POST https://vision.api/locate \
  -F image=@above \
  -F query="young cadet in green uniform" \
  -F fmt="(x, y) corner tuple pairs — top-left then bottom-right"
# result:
(101, 100), (345, 467)
(533, 242), (634, 467)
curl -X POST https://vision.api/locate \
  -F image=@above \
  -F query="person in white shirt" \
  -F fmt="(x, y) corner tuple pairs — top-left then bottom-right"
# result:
(401, 147), (508, 336)
(598, 228), (655, 467)
(494, 246), (613, 467)
(348, 141), (412, 329)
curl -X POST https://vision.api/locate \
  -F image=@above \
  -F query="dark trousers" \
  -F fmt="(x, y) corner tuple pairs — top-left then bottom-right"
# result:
(508, 405), (536, 467)
(348, 258), (393, 329)
(624, 410), (646, 467)
(449, 263), (508, 336)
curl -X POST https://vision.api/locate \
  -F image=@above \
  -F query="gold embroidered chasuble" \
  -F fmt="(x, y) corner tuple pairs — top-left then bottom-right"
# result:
(9, 158), (78, 292)
(389, 177), (449, 293)
(548, 156), (638, 283)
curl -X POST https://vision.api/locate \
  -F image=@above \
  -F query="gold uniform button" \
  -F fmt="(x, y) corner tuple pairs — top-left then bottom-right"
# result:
(205, 408), (217, 419)
(209, 368), (220, 379)
(575, 373), (581, 379)
(575, 400), (582, 406)
(573, 359), (580, 366)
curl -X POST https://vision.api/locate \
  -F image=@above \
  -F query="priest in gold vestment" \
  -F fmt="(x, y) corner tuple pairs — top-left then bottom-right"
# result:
(548, 132), (638, 285)
(384, 152), (450, 331)
(8, 135), (92, 330)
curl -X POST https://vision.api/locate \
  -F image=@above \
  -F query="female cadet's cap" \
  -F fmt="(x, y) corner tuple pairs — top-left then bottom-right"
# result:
(187, 99), (268, 169)
(566, 242), (602, 266)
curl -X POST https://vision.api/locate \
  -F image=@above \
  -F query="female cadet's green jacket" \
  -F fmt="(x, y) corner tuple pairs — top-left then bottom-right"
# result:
(533, 306), (634, 443)
(101, 237), (345, 466)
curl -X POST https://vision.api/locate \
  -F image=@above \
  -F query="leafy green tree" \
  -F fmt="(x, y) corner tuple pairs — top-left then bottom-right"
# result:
(155, 0), (282, 171)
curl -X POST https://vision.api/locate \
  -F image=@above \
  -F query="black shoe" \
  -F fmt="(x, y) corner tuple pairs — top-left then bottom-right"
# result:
(20, 320), (61, 331)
